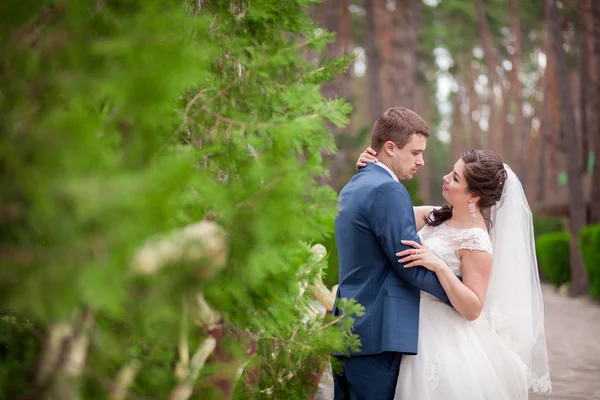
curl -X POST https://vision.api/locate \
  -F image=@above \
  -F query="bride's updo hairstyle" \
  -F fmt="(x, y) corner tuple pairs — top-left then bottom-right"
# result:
(426, 149), (508, 229)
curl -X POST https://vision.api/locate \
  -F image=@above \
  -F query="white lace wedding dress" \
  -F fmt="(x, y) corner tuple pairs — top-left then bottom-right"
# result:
(395, 222), (533, 400)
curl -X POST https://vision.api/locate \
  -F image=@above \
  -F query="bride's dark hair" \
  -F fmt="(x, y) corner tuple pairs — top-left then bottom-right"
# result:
(425, 149), (508, 230)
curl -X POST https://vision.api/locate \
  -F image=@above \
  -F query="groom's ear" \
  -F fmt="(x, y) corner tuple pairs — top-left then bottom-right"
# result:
(383, 141), (396, 157)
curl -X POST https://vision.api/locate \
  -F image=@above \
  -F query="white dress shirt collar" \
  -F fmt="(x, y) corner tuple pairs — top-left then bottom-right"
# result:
(374, 161), (399, 183)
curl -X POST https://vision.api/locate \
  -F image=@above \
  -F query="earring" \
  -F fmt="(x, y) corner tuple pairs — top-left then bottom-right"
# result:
(469, 199), (477, 224)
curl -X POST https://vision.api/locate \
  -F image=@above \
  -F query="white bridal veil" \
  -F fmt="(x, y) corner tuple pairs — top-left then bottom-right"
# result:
(485, 164), (552, 393)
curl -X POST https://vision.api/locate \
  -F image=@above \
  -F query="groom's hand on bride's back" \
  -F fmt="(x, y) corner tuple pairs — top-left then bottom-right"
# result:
(356, 146), (378, 169)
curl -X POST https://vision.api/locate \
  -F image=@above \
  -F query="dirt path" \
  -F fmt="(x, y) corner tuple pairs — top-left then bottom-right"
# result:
(530, 284), (600, 400)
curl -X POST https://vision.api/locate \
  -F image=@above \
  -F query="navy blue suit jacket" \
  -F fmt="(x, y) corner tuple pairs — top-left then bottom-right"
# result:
(333, 163), (451, 356)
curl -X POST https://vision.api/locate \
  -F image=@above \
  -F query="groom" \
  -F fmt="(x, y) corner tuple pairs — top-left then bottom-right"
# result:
(332, 107), (452, 399)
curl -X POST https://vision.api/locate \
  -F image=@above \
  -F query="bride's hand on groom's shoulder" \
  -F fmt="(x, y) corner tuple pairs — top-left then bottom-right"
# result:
(397, 240), (445, 273)
(356, 146), (378, 169)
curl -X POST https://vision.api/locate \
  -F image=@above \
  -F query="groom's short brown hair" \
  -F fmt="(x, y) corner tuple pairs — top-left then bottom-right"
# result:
(370, 107), (430, 151)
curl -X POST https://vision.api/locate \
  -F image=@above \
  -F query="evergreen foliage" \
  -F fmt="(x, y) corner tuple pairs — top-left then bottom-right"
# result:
(536, 232), (571, 288)
(533, 216), (565, 239)
(0, 0), (362, 398)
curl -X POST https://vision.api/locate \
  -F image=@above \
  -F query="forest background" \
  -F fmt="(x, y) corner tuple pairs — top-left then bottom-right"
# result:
(315, 0), (600, 300)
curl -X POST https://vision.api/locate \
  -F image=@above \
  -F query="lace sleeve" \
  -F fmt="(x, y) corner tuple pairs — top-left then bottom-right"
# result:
(455, 229), (493, 255)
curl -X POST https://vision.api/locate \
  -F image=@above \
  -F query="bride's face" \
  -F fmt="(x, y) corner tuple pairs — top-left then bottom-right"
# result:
(442, 159), (472, 208)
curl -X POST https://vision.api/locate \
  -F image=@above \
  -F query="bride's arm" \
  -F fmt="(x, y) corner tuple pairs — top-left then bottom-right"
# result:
(413, 206), (435, 231)
(398, 242), (491, 320)
(432, 250), (491, 321)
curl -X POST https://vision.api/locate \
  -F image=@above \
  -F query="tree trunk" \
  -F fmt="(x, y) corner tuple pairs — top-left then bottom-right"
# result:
(508, 0), (527, 186)
(379, 0), (394, 108)
(579, 0), (591, 176)
(415, 84), (431, 203)
(452, 56), (469, 162)
(546, 0), (589, 296)
(546, 33), (562, 198)
(365, 0), (383, 123)
(467, 63), (482, 149)
(332, 0), (352, 190)
(536, 52), (551, 202)
(500, 76), (513, 163)
(452, 84), (467, 162)
(340, 0), (350, 55)
(525, 74), (544, 199)
(570, 68), (582, 162)
(590, 0), (600, 223)
(321, 0), (345, 100)
(318, 0), (353, 189)
(473, 0), (501, 153)
(391, 0), (423, 110)
(537, 95), (549, 203)
(585, 0), (598, 157)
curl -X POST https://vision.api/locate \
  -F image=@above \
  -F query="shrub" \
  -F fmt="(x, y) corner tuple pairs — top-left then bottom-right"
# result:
(580, 223), (600, 297)
(536, 232), (571, 287)
(0, 1), (361, 398)
(533, 215), (565, 239)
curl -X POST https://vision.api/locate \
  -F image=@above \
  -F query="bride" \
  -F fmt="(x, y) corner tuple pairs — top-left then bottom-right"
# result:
(356, 147), (551, 399)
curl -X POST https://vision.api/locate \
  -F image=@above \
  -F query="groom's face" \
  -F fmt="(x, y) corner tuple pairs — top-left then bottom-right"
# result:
(389, 134), (427, 180)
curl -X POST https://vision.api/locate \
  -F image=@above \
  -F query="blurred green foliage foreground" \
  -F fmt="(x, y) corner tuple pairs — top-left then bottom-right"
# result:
(0, 1), (363, 399)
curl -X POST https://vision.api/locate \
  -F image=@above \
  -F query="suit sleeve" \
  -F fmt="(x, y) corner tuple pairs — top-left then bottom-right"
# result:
(370, 181), (452, 305)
